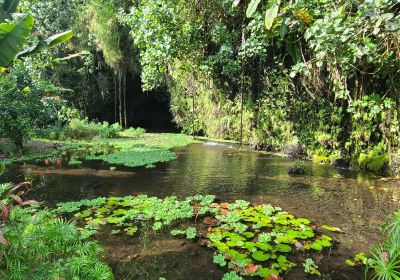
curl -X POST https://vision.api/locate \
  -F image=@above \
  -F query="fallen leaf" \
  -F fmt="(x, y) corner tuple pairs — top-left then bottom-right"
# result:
(203, 217), (214, 225)
(245, 263), (259, 273)
(265, 273), (283, 280)
(221, 209), (229, 216)
(294, 241), (304, 251)
(321, 225), (343, 232)
(220, 203), (229, 209)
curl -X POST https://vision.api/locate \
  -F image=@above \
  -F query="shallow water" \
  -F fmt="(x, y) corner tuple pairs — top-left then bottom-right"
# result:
(1, 142), (400, 279)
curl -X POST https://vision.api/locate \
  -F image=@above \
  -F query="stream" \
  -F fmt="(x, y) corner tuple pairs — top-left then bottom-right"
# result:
(1, 141), (399, 279)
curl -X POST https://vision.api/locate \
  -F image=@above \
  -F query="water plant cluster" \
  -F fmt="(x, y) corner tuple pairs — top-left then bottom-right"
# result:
(57, 195), (335, 279)
(0, 132), (198, 169)
(69, 132), (199, 169)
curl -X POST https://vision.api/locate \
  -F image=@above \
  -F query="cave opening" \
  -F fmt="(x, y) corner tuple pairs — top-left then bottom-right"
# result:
(92, 73), (179, 132)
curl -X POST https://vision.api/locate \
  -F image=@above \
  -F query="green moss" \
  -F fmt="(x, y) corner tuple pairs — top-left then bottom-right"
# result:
(357, 146), (388, 172)
(366, 155), (388, 172)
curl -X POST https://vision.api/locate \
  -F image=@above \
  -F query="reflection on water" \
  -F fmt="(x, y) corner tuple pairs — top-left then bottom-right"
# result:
(1, 142), (399, 279)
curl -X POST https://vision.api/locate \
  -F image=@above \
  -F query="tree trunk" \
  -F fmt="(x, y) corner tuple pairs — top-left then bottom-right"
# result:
(118, 70), (123, 127)
(114, 74), (117, 124)
(123, 68), (127, 128)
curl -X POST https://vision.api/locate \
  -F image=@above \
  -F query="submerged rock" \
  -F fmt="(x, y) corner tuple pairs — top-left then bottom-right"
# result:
(330, 158), (349, 169)
(288, 166), (307, 175)
(284, 142), (307, 157)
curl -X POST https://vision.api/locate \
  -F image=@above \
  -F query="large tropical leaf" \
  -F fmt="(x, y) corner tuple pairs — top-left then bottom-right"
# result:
(279, 18), (287, 39)
(286, 37), (301, 63)
(246, 0), (262, 18)
(0, 0), (20, 21)
(18, 30), (73, 57)
(0, 13), (33, 67)
(7, 181), (31, 195)
(265, 0), (281, 30)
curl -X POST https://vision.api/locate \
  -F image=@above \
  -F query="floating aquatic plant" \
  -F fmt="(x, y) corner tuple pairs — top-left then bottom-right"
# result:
(303, 258), (321, 276)
(56, 195), (335, 279)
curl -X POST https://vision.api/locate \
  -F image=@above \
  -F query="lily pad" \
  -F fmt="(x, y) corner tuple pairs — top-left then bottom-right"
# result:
(252, 251), (270, 261)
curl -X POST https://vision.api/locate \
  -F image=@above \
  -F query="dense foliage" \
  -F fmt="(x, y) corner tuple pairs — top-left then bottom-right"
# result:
(3, 0), (399, 172)
(0, 207), (113, 280)
(118, 0), (400, 172)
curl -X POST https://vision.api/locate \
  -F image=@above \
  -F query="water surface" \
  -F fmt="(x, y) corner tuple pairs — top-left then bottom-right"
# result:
(2, 142), (399, 279)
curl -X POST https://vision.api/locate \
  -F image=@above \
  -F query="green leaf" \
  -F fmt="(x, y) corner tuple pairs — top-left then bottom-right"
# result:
(279, 18), (287, 40)
(0, 0), (21, 21)
(18, 30), (73, 57)
(252, 251), (269, 261)
(310, 243), (323, 251)
(345, 259), (356, 266)
(286, 37), (301, 64)
(0, 14), (34, 67)
(45, 30), (74, 48)
(246, 0), (262, 18)
(213, 253), (227, 267)
(265, 1), (281, 30)
(124, 226), (138, 235)
(275, 243), (292, 253)
(321, 225), (342, 232)
(186, 227), (197, 239)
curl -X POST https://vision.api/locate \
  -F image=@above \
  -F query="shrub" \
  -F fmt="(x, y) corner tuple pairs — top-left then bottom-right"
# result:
(121, 127), (146, 138)
(61, 118), (122, 140)
(0, 207), (114, 280)
(365, 209), (400, 280)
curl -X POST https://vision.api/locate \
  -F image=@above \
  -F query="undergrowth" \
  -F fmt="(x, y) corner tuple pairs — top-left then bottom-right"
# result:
(0, 207), (113, 280)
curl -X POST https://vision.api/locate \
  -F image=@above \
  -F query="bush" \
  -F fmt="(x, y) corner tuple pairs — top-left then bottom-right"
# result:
(121, 127), (146, 138)
(0, 207), (114, 280)
(61, 118), (122, 140)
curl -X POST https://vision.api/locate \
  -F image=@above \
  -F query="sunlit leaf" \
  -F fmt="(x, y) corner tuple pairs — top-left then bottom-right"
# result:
(0, 14), (34, 67)
(265, 1), (281, 30)
(246, 0), (262, 18)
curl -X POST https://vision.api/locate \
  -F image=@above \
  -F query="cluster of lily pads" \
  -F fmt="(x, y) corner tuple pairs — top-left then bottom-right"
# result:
(56, 195), (216, 238)
(56, 195), (335, 279)
(206, 201), (333, 278)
